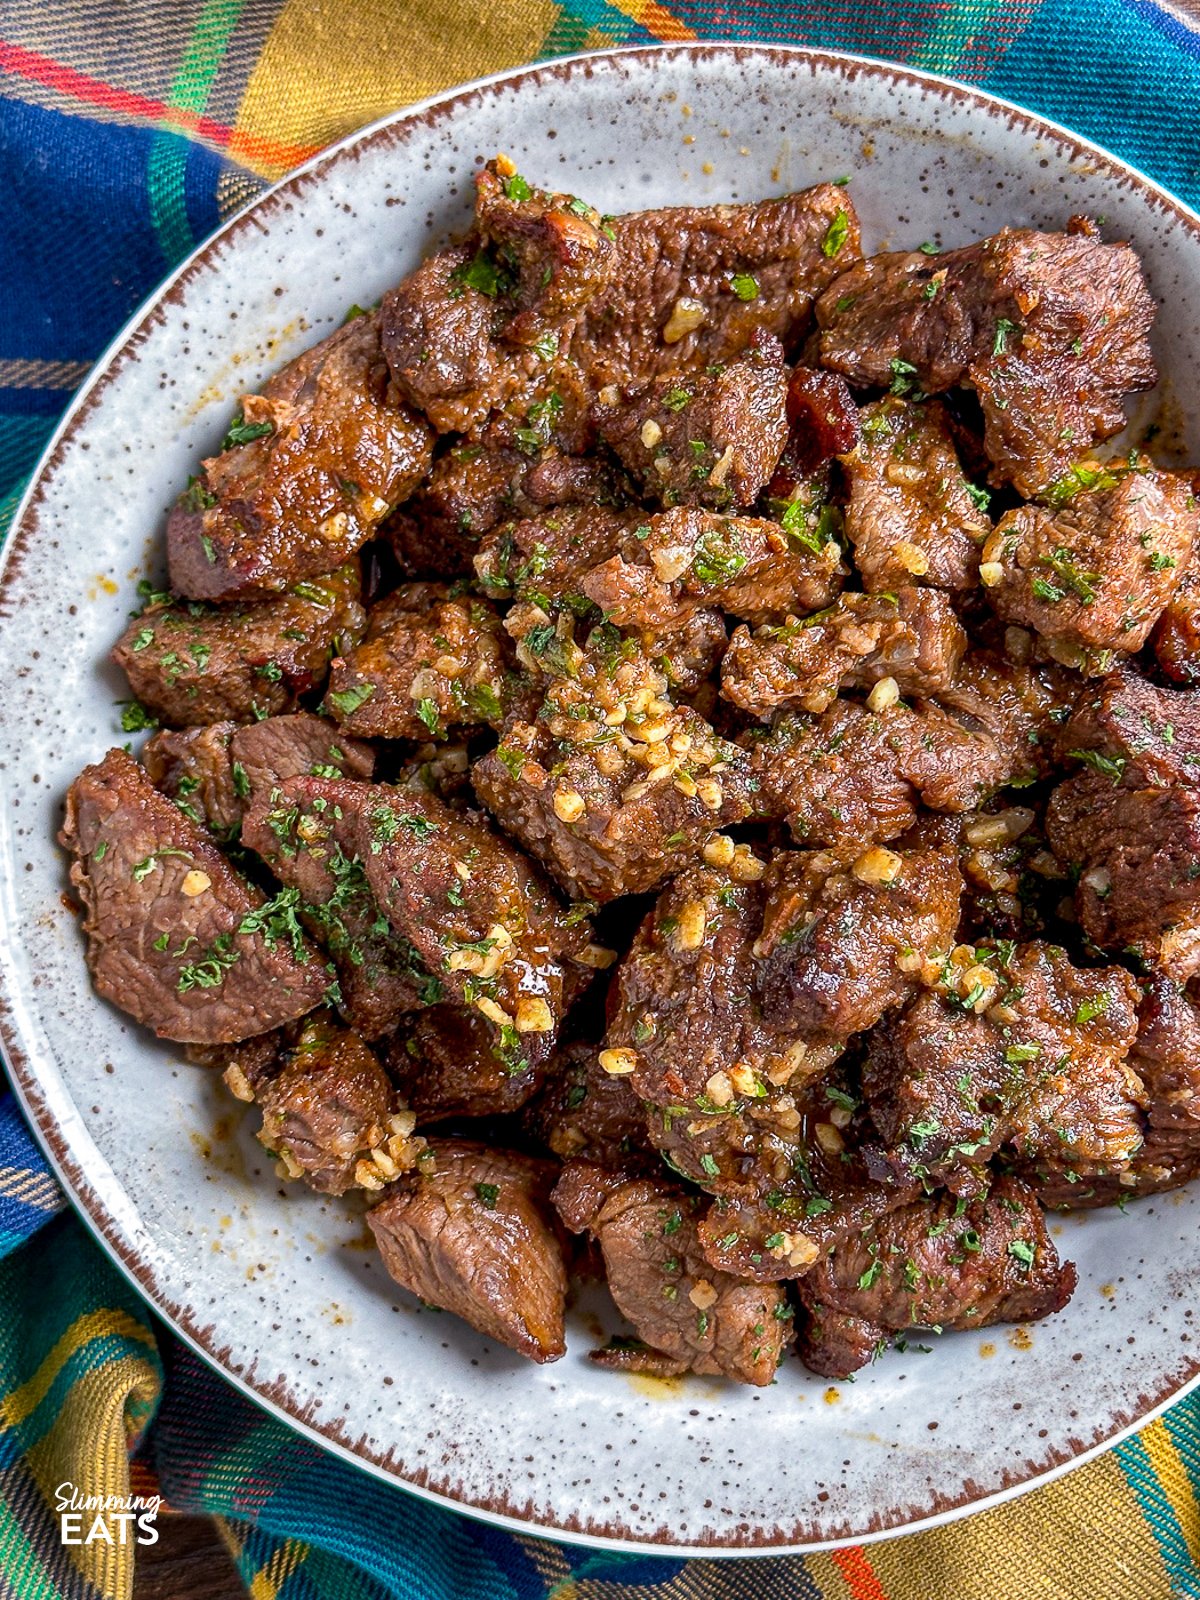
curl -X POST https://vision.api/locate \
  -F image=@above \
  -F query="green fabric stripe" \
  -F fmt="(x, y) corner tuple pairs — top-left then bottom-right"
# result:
(148, 0), (247, 266)
(1114, 1432), (1200, 1598)
(201, 1418), (297, 1505)
(908, 0), (1010, 73)
(0, 1489), (64, 1600)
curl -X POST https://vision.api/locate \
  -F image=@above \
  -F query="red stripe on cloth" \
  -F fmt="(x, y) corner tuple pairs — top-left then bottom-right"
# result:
(831, 1546), (890, 1600)
(0, 38), (319, 170)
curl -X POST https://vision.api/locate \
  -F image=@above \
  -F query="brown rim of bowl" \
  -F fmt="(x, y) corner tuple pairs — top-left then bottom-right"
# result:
(4, 41), (1200, 1556)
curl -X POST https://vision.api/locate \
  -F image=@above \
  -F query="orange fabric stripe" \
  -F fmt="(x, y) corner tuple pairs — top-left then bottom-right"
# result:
(832, 1546), (891, 1600)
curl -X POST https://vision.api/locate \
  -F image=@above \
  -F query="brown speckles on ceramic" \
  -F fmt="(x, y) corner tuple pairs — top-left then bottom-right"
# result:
(3, 44), (1200, 1556)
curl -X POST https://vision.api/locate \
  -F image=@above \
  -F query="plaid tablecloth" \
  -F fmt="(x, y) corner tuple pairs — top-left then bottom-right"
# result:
(4, 3), (1200, 1596)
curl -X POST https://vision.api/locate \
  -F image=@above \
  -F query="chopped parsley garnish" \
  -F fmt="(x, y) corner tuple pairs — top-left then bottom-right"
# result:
(231, 761), (251, 800)
(1070, 747), (1127, 783)
(729, 272), (759, 301)
(222, 412), (274, 450)
(1075, 992), (1110, 1026)
(502, 172), (532, 201)
(181, 475), (217, 513)
(1008, 1239), (1036, 1267)
(858, 1260), (883, 1290)
(119, 700), (159, 733)
(821, 209), (851, 258)
(450, 248), (512, 298)
(992, 317), (1020, 356)
(326, 683), (376, 719)
(416, 698), (441, 735)
(662, 386), (692, 411)
(474, 1182), (500, 1208)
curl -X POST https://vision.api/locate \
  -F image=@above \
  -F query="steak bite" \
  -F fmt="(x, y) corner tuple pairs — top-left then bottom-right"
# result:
(383, 1001), (543, 1120)
(168, 314), (432, 601)
(981, 467), (1199, 672)
(842, 397), (989, 592)
(1045, 773), (1200, 980)
(61, 749), (328, 1043)
(721, 587), (967, 719)
(593, 339), (789, 511)
(796, 1177), (1077, 1377)
(241, 776), (443, 1037)
(579, 506), (843, 634)
(754, 834), (963, 1043)
(474, 503), (644, 606)
(1057, 667), (1200, 790)
(768, 364), (860, 489)
(322, 583), (525, 740)
(355, 787), (589, 1067)
(575, 185), (861, 385)
(815, 226), (1157, 494)
(368, 1140), (569, 1363)
(553, 1163), (790, 1385)
(473, 636), (751, 902)
(243, 1011), (424, 1195)
(863, 941), (1142, 1186)
(1153, 568), (1200, 685)
(525, 1039), (644, 1165)
(112, 562), (365, 728)
(142, 722), (240, 838)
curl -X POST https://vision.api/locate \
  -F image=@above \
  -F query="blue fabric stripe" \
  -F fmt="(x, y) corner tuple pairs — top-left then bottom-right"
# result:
(1114, 1431), (1200, 1598)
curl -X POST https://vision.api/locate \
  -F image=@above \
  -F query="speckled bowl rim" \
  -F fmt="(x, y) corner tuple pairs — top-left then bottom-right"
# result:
(5, 41), (1200, 1557)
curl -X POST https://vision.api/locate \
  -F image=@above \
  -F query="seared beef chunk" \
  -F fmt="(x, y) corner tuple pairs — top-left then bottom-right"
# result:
(842, 398), (989, 592)
(369, 1140), (569, 1362)
(146, 714), (374, 840)
(553, 1163), (789, 1385)
(61, 749), (327, 1043)
(112, 562), (364, 728)
(323, 583), (524, 740)
(768, 364), (860, 490)
(475, 634), (750, 901)
(815, 227), (1156, 495)
(575, 185), (861, 385)
(797, 1178), (1076, 1377)
(246, 1011), (423, 1195)
(474, 503), (644, 605)
(1153, 568), (1200, 684)
(168, 314), (432, 600)
(242, 776), (442, 1037)
(142, 722), (240, 838)
(473, 158), (616, 325)
(1046, 773), (1200, 980)
(1058, 667), (1200, 790)
(863, 941), (1142, 1186)
(525, 1039), (644, 1164)
(721, 587), (966, 718)
(755, 834), (962, 1042)
(594, 339), (788, 511)
(356, 787), (589, 1067)
(580, 506), (843, 634)
(384, 1002), (543, 1120)
(982, 467), (1198, 672)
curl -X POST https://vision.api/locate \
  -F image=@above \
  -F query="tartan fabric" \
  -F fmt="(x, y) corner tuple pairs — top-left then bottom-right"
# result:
(4, 1), (1200, 1595)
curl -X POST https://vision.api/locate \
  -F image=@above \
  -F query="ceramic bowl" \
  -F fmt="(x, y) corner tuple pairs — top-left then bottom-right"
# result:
(4, 43), (1200, 1555)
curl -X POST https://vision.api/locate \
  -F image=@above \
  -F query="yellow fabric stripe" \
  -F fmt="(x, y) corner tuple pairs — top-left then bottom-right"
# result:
(248, 1535), (310, 1600)
(235, 0), (559, 162)
(602, 0), (696, 41)
(1141, 1418), (1200, 1562)
(0, 1309), (157, 1430)
(860, 1449), (1168, 1600)
(26, 1357), (160, 1600)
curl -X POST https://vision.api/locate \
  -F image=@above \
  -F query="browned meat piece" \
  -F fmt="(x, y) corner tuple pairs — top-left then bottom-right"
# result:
(474, 641), (750, 902)
(190, 1028), (284, 1093)
(580, 506), (843, 634)
(797, 1178), (1077, 1377)
(112, 562), (365, 728)
(575, 185), (861, 385)
(594, 339), (788, 511)
(755, 835), (962, 1042)
(142, 722), (240, 838)
(474, 503), (645, 606)
(1153, 567), (1200, 685)
(1058, 667), (1200, 790)
(524, 1039), (644, 1165)
(242, 776), (443, 1036)
(862, 941), (1142, 1185)
(381, 242), (512, 435)
(389, 444), (624, 579)
(323, 584), (525, 740)
(721, 587), (967, 719)
(553, 1163), (789, 1385)
(981, 467), (1199, 672)
(604, 853), (797, 1109)
(474, 159), (616, 326)
(369, 1140), (569, 1363)
(815, 228), (1157, 495)
(767, 364), (860, 492)
(60, 749), (328, 1043)
(245, 1011), (423, 1195)
(1046, 772), (1200, 980)
(355, 786), (589, 1067)
(168, 315), (432, 600)
(384, 1002), (543, 1120)
(842, 398), (989, 592)
(145, 714), (374, 840)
